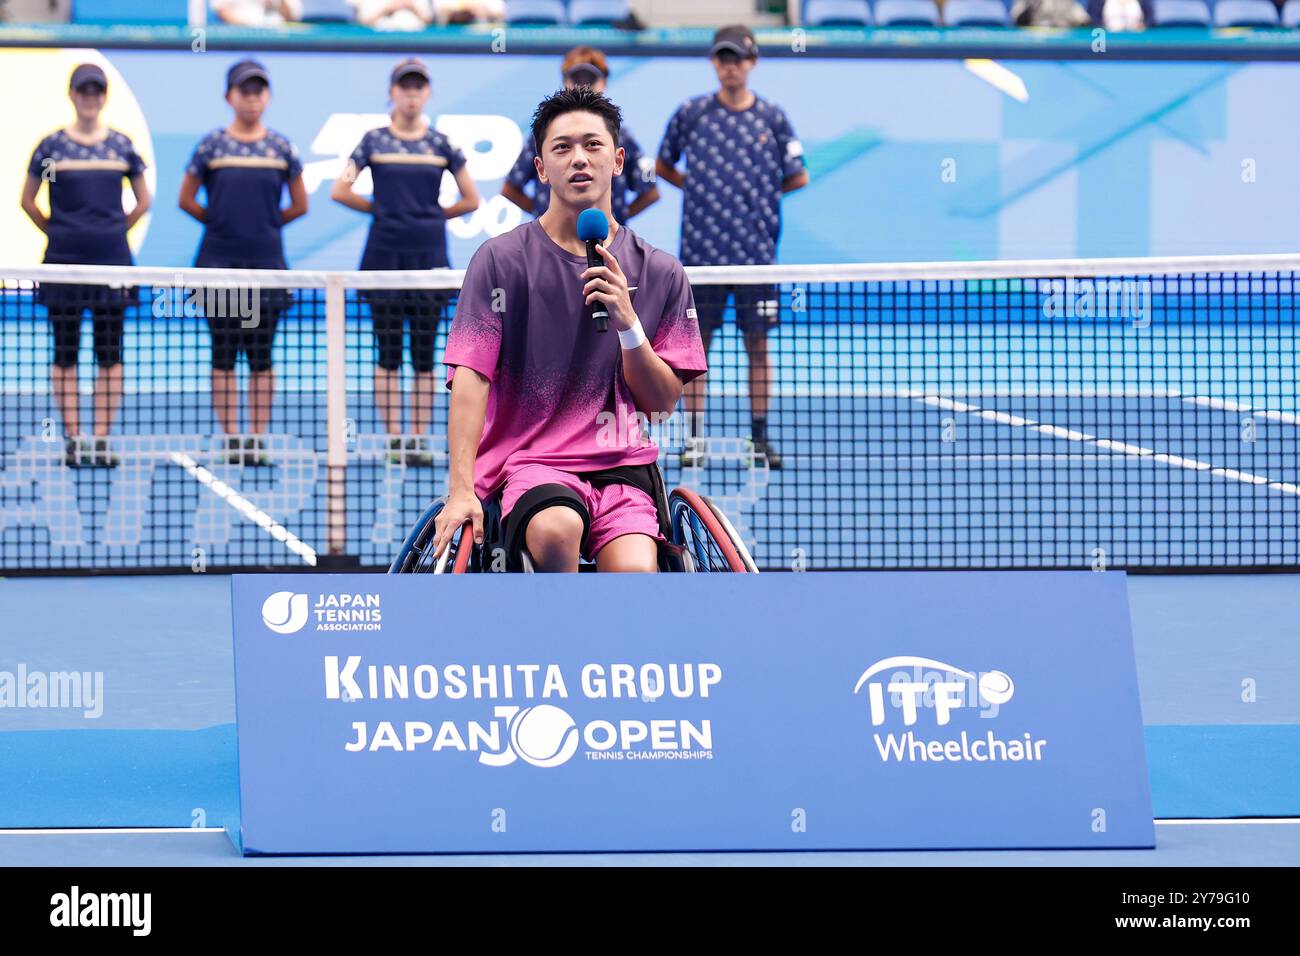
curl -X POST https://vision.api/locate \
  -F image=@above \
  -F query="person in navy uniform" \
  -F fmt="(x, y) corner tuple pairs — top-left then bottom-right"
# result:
(331, 58), (480, 467)
(656, 25), (809, 470)
(20, 63), (152, 468)
(501, 46), (659, 227)
(179, 59), (308, 466)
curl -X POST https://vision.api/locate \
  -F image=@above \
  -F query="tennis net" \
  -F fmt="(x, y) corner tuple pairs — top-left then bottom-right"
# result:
(2, 254), (1298, 572)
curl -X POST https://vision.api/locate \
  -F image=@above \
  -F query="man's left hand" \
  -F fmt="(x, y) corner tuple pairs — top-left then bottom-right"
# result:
(582, 243), (637, 333)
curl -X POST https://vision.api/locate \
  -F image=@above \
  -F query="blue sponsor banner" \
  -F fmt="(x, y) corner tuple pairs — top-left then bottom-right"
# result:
(231, 571), (1154, 854)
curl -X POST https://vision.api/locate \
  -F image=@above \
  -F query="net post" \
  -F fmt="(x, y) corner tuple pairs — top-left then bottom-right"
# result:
(325, 274), (348, 559)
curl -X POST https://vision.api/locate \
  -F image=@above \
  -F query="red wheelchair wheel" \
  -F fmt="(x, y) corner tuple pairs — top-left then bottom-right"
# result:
(667, 487), (756, 573)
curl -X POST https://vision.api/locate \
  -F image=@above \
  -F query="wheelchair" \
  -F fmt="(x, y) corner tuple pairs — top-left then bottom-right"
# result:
(389, 463), (758, 574)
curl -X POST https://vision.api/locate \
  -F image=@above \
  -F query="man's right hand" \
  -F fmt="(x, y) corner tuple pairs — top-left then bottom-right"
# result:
(433, 491), (484, 561)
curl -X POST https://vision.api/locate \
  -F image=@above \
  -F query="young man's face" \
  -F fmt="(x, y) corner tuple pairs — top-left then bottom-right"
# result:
(535, 109), (624, 210)
(711, 51), (755, 92)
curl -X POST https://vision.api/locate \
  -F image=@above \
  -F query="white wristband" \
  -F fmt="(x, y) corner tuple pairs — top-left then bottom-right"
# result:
(618, 318), (647, 350)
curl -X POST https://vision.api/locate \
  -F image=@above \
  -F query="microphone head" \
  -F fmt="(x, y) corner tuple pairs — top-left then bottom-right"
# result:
(576, 208), (609, 243)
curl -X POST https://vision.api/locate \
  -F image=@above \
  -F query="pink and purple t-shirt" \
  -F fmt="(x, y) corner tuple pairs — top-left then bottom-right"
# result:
(444, 219), (707, 501)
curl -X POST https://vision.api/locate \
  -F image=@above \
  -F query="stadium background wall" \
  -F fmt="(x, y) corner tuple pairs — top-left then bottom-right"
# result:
(0, 43), (1298, 268)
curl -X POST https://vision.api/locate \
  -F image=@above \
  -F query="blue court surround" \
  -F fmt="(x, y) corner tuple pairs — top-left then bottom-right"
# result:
(0, 572), (1296, 839)
(0, 822), (1296, 866)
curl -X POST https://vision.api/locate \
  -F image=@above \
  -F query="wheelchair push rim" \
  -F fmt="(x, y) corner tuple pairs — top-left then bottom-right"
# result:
(667, 487), (756, 573)
(389, 497), (473, 574)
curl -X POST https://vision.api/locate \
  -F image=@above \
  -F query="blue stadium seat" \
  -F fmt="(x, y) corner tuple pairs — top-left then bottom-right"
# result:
(1150, 0), (1212, 24)
(942, 0), (1011, 23)
(1284, 0), (1300, 24)
(72, 0), (188, 24)
(569, 0), (629, 23)
(1213, 0), (1280, 24)
(803, 0), (874, 24)
(506, 0), (568, 22)
(299, 0), (356, 21)
(874, 0), (941, 23)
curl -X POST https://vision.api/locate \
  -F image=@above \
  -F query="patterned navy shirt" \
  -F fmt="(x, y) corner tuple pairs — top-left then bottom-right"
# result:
(349, 126), (467, 253)
(657, 93), (805, 266)
(186, 128), (302, 264)
(27, 129), (146, 264)
(506, 125), (655, 224)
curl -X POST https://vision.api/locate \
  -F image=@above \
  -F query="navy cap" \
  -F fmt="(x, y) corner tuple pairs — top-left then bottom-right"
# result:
(226, 59), (270, 91)
(564, 63), (604, 86)
(70, 63), (108, 91)
(709, 25), (758, 59)
(390, 58), (431, 86)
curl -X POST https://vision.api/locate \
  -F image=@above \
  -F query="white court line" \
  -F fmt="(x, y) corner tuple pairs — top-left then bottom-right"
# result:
(914, 394), (1300, 497)
(1, 821), (1295, 836)
(704, 386), (1192, 399)
(168, 451), (317, 565)
(701, 385), (1300, 424)
(1183, 395), (1300, 426)
(1155, 818), (1300, 826)
(778, 454), (1169, 464)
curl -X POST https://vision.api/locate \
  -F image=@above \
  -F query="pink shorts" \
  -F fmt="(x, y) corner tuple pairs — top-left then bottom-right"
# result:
(500, 463), (662, 560)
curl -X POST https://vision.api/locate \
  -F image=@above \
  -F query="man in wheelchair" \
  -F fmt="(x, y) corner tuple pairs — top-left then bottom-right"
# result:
(431, 88), (707, 572)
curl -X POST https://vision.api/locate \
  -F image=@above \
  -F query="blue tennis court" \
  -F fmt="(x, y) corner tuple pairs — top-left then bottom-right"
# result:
(4, 283), (1298, 571)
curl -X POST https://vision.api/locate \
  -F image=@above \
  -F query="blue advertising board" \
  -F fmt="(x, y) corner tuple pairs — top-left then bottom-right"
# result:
(231, 571), (1154, 854)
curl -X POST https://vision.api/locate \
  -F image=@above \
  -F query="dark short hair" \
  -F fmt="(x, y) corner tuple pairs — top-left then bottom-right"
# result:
(530, 87), (621, 155)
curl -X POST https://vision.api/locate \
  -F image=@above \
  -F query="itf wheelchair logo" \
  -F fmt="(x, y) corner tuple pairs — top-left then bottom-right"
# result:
(853, 656), (1016, 727)
(854, 657), (1047, 765)
(262, 592), (310, 635)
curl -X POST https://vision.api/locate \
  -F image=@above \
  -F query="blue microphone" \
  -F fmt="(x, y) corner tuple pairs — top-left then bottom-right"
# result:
(577, 208), (610, 333)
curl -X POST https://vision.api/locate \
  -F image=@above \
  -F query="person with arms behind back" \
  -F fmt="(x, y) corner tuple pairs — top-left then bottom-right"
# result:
(179, 60), (308, 466)
(656, 25), (809, 471)
(20, 63), (152, 468)
(331, 57), (480, 466)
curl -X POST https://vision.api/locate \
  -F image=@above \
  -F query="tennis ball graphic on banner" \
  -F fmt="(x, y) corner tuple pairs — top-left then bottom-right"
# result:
(508, 705), (580, 768)
(978, 671), (1015, 706)
(262, 591), (309, 635)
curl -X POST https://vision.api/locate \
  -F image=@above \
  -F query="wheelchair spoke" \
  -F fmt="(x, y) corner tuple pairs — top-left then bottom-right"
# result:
(668, 489), (751, 572)
(673, 504), (729, 572)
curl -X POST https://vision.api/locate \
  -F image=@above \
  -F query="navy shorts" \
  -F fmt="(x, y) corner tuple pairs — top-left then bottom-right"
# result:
(371, 297), (447, 373)
(194, 251), (292, 373)
(49, 305), (125, 368)
(359, 242), (449, 373)
(692, 284), (780, 334)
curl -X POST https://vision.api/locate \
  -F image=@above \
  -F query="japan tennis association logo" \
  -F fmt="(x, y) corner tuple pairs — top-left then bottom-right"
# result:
(262, 591), (309, 634)
(854, 656), (1015, 727)
(262, 591), (382, 633)
(478, 705), (581, 768)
